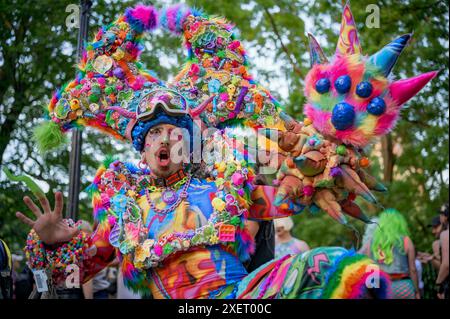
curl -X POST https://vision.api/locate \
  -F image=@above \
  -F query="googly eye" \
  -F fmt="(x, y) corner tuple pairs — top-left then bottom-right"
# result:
(367, 97), (386, 115)
(356, 81), (373, 98)
(334, 75), (352, 94)
(315, 78), (331, 94)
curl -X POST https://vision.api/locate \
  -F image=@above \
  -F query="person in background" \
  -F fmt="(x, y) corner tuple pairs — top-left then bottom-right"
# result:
(415, 251), (425, 298)
(11, 253), (34, 299)
(360, 209), (420, 299)
(274, 217), (310, 259)
(358, 217), (379, 255)
(78, 220), (112, 299)
(418, 216), (443, 271)
(436, 204), (449, 299)
(13, 263), (34, 300)
(440, 204), (448, 229)
(244, 220), (275, 272)
(0, 239), (13, 299)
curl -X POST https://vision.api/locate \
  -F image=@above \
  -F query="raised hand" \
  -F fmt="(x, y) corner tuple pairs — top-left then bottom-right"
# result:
(16, 192), (80, 245)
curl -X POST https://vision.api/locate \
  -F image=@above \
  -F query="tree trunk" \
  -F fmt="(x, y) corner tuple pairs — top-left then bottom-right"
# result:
(381, 134), (395, 183)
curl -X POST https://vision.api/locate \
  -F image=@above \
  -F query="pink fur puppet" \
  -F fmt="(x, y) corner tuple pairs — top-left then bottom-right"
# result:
(304, 3), (438, 148)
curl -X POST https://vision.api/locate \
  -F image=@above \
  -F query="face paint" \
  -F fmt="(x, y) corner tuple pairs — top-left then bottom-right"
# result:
(143, 124), (186, 178)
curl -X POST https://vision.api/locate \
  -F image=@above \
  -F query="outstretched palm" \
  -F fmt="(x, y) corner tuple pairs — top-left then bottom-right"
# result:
(16, 192), (79, 245)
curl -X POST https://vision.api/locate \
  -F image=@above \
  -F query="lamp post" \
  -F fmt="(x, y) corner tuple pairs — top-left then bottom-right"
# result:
(66, 0), (92, 220)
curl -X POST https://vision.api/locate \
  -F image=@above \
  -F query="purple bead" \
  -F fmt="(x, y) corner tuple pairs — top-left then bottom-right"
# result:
(330, 167), (342, 177)
(113, 68), (125, 79)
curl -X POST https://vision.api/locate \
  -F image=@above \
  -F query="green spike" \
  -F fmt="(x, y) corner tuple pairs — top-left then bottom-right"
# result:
(2, 166), (46, 199)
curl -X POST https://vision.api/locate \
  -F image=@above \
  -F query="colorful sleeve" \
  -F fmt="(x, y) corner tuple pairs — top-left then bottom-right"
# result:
(82, 158), (136, 281)
(24, 218), (116, 286)
(24, 158), (139, 286)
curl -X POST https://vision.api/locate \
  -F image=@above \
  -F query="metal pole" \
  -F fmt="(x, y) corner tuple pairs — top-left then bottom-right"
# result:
(66, 0), (92, 219)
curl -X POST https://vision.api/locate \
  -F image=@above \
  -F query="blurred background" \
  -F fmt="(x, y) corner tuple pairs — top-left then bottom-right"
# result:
(0, 0), (448, 295)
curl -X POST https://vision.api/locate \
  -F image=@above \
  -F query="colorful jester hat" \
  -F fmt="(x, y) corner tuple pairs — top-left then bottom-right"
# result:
(303, 2), (438, 148)
(34, 5), (198, 153)
(157, 4), (285, 130)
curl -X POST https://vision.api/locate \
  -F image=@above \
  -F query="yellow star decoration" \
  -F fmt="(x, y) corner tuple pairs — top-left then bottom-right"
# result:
(210, 234), (219, 245)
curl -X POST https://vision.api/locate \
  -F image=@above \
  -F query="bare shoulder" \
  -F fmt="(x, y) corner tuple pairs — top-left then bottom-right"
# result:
(296, 239), (310, 251)
(433, 239), (440, 251)
(404, 236), (415, 252)
(441, 229), (449, 242)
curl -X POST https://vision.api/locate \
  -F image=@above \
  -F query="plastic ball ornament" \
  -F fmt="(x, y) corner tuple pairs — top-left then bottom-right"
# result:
(315, 78), (331, 94)
(336, 145), (347, 156)
(334, 75), (352, 94)
(331, 102), (355, 130)
(367, 97), (386, 115)
(356, 81), (373, 98)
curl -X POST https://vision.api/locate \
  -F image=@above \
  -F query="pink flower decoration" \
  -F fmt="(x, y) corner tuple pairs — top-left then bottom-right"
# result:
(228, 41), (240, 50)
(97, 77), (106, 87)
(189, 63), (200, 75)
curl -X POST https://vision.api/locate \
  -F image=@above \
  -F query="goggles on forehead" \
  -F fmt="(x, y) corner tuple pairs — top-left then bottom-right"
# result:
(136, 88), (189, 121)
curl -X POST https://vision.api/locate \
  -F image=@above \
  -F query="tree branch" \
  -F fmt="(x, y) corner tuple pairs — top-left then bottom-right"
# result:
(262, 6), (303, 78)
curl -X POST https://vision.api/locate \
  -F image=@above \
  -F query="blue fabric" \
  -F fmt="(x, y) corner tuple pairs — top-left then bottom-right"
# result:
(131, 108), (193, 152)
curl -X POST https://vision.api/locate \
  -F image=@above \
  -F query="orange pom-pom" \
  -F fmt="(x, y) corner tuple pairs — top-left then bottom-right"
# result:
(359, 157), (370, 167)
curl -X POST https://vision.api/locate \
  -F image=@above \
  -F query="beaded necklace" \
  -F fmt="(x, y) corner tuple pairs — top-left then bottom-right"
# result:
(145, 174), (191, 215)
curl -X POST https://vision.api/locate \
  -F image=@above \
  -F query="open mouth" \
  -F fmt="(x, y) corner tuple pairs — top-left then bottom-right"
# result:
(156, 148), (171, 167)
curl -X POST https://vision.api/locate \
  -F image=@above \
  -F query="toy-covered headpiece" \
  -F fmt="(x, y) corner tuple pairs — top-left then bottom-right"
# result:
(34, 5), (164, 152)
(157, 4), (285, 130)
